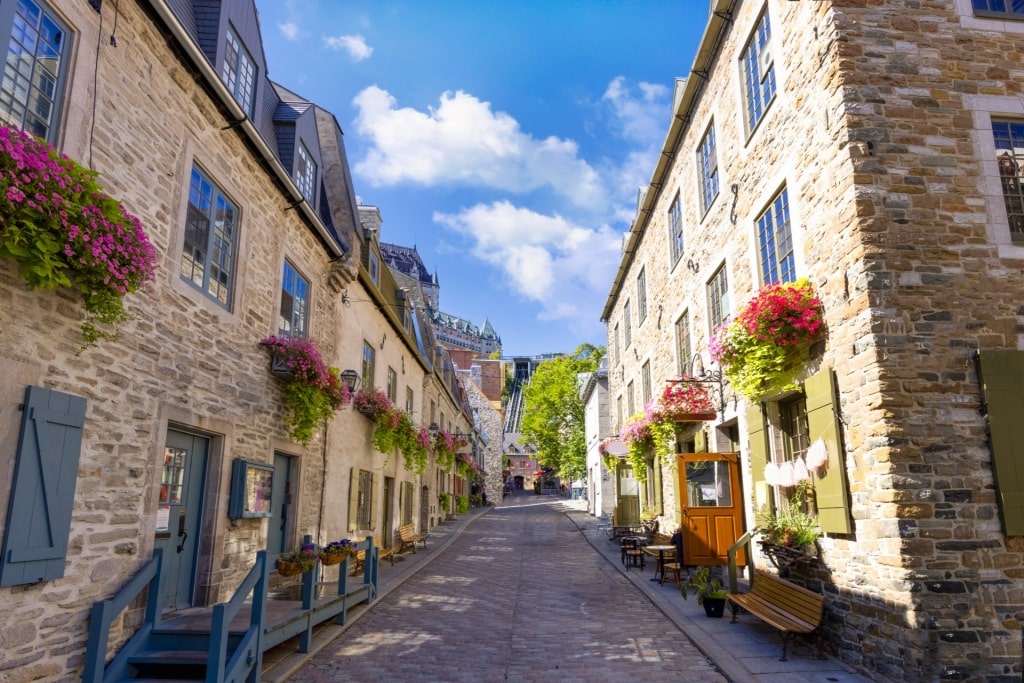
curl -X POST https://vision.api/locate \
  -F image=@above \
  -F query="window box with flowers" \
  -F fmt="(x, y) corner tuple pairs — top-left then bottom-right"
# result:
(433, 430), (458, 472)
(260, 336), (350, 446)
(655, 380), (716, 423)
(710, 278), (825, 401)
(396, 415), (431, 475)
(0, 126), (158, 346)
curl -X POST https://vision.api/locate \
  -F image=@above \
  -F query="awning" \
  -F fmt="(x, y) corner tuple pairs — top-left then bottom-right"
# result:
(601, 439), (628, 457)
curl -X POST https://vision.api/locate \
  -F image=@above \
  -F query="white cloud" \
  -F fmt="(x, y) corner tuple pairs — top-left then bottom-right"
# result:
(603, 76), (670, 144)
(434, 201), (623, 325)
(277, 21), (300, 41)
(323, 34), (373, 61)
(352, 86), (605, 208)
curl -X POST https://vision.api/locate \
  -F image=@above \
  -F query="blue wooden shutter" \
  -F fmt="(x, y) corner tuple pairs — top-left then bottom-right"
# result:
(0, 386), (86, 586)
(977, 350), (1024, 535)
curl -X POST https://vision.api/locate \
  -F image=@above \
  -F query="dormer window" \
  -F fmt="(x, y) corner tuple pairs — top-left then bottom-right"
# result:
(222, 27), (256, 116)
(295, 143), (317, 205)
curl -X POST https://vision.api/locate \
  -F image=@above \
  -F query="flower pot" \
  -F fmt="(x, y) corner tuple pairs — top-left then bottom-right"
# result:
(276, 558), (312, 577)
(702, 596), (727, 618)
(269, 354), (294, 380)
(674, 411), (717, 423)
(356, 406), (377, 418)
(319, 551), (348, 566)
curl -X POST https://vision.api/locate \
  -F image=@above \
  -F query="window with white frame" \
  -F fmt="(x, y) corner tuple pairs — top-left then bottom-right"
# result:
(182, 165), (238, 307)
(362, 341), (375, 390)
(741, 9), (776, 133)
(973, 0), (1024, 18)
(637, 268), (648, 323)
(698, 124), (719, 213)
(278, 261), (309, 338)
(406, 387), (414, 414)
(993, 120), (1024, 243)
(616, 395), (623, 431)
(222, 26), (256, 116)
(627, 381), (635, 416)
(613, 323), (620, 366)
(668, 194), (684, 265)
(623, 300), (632, 348)
(295, 143), (317, 205)
(708, 265), (730, 331)
(757, 187), (795, 285)
(0, 0), (69, 142)
(675, 311), (691, 376)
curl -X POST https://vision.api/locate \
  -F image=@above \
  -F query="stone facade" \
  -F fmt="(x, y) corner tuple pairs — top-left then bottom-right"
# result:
(582, 361), (615, 517)
(0, 2), (477, 680)
(601, 1), (1024, 680)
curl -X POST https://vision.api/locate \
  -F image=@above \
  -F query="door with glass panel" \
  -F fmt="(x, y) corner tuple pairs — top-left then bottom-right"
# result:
(677, 452), (745, 566)
(155, 430), (208, 611)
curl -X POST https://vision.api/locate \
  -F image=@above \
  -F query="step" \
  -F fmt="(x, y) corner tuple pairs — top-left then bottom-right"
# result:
(127, 648), (209, 666)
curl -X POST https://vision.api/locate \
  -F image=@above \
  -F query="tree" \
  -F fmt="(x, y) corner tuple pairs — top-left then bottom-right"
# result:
(519, 344), (605, 481)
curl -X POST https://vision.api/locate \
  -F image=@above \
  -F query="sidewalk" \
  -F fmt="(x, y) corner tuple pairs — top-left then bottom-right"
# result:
(560, 497), (874, 683)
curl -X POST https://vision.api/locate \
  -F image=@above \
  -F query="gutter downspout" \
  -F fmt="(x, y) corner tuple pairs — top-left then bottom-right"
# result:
(145, 0), (343, 259)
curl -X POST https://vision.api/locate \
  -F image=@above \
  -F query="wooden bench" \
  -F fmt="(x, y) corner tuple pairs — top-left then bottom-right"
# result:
(350, 535), (395, 573)
(728, 569), (824, 661)
(397, 523), (427, 554)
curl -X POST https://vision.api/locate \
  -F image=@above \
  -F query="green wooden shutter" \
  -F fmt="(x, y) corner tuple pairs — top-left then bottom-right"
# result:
(978, 350), (1024, 535)
(746, 402), (770, 516)
(806, 368), (852, 534)
(369, 472), (379, 530)
(0, 386), (87, 587)
(347, 467), (359, 533)
(653, 459), (663, 513)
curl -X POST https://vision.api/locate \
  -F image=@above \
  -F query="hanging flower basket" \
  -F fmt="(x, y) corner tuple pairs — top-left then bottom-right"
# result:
(319, 539), (357, 566)
(269, 353), (294, 379)
(710, 278), (825, 400)
(276, 559), (308, 577)
(352, 388), (392, 420)
(650, 380), (716, 424)
(276, 544), (318, 576)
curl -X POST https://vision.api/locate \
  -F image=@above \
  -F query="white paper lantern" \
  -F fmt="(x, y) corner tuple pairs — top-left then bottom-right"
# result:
(806, 438), (828, 471)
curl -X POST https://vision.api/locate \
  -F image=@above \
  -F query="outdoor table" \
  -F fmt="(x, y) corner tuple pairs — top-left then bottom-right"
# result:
(643, 545), (676, 584)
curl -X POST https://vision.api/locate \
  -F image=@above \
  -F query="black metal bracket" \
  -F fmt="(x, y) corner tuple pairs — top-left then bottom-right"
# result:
(666, 352), (729, 412)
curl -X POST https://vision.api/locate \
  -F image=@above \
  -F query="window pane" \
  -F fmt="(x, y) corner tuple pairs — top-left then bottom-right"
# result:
(994, 120), (1024, 241)
(757, 188), (794, 285)
(0, 0), (67, 141)
(181, 166), (237, 307)
(279, 261), (309, 338)
(698, 125), (719, 212)
(686, 461), (732, 507)
(742, 11), (775, 132)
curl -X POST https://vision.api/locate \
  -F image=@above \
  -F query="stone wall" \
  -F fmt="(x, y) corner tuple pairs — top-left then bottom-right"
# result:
(602, 1), (1024, 679)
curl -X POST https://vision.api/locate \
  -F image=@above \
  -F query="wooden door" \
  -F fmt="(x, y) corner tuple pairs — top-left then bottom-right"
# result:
(616, 462), (640, 525)
(267, 452), (293, 564)
(155, 431), (208, 611)
(677, 452), (745, 566)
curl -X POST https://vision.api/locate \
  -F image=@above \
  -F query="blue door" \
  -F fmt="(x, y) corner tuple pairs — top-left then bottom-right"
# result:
(155, 430), (208, 611)
(267, 452), (293, 564)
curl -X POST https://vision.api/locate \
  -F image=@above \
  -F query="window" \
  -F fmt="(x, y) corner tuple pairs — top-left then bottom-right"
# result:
(369, 253), (380, 285)
(400, 481), (414, 525)
(668, 194), (684, 265)
(222, 26), (256, 116)
(627, 381), (635, 416)
(182, 165), (238, 307)
(406, 387), (414, 414)
(362, 341), (375, 390)
(0, 0), (69, 142)
(741, 9), (776, 132)
(616, 395), (623, 431)
(623, 300), (632, 348)
(278, 261), (308, 338)
(675, 311), (691, 376)
(779, 395), (810, 463)
(708, 265), (730, 330)
(641, 361), (652, 406)
(295, 143), (317, 205)
(637, 269), (648, 323)
(973, 0), (1024, 17)
(355, 469), (372, 530)
(756, 188), (795, 285)
(698, 124), (719, 212)
(386, 367), (398, 403)
(613, 323), (620, 365)
(993, 120), (1024, 243)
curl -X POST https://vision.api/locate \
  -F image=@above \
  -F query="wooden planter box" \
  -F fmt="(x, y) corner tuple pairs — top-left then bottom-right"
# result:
(673, 411), (717, 423)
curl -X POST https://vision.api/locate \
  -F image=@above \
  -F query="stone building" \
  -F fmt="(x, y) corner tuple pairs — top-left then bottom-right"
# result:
(601, 1), (1024, 680)
(0, 2), (473, 679)
(582, 358), (616, 517)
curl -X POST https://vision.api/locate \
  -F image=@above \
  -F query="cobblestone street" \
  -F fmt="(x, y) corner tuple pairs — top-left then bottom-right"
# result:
(291, 492), (725, 682)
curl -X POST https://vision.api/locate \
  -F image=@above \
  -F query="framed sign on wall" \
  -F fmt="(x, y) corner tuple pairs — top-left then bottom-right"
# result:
(228, 459), (274, 519)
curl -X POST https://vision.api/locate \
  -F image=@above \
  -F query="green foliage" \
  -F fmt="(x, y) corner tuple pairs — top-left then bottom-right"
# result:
(649, 420), (677, 466)
(520, 343), (605, 480)
(680, 566), (727, 604)
(439, 491), (451, 512)
(282, 381), (335, 446)
(755, 504), (821, 548)
(0, 126), (158, 346)
(456, 495), (469, 514)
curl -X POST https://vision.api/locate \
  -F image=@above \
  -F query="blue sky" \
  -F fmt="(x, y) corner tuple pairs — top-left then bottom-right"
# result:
(255, 1), (708, 356)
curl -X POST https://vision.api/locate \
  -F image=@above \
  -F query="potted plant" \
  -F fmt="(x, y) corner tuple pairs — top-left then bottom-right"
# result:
(680, 566), (729, 617)
(0, 126), (159, 346)
(318, 539), (357, 566)
(260, 336), (350, 445)
(276, 543), (319, 577)
(755, 503), (822, 568)
(640, 506), (659, 535)
(710, 278), (825, 400)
